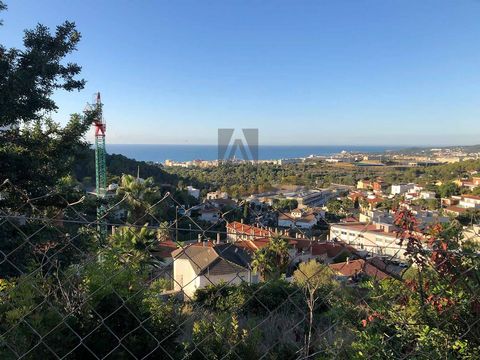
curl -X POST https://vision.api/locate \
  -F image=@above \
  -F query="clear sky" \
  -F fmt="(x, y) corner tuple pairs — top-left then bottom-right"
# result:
(1, 0), (480, 146)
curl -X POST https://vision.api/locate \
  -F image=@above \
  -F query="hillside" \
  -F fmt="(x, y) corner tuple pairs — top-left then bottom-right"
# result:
(74, 148), (179, 186)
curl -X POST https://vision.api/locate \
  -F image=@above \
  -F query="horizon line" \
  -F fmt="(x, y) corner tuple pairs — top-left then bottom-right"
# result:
(104, 143), (480, 147)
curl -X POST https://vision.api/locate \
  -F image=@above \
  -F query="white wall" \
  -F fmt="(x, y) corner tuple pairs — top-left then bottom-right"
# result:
(174, 258), (252, 299)
(330, 225), (407, 259)
(173, 258), (199, 300)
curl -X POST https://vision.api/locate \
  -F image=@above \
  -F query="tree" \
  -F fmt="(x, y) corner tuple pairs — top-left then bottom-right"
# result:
(242, 202), (249, 222)
(293, 260), (337, 357)
(268, 235), (291, 275)
(0, 1), (6, 25)
(251, 235), (290, 280)
(0, 19), (85, 127)
(457, 208), (480, 226)
(274, 199), (298, 211)
(117, 174), (159, 223)
(0, 4), (96, 196)
(107, 224), (158, 267)
(437, 182), (460, 198)
(251, 248), (274, 280)
(156, 221), (171, 242)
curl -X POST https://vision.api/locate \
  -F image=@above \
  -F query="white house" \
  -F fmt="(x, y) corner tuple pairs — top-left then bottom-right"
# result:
(330, 222), (408, 260)
(278, 208), (318, 229)
(198, 207), (221, 223)
(459, 194), (480, 209)
(172, 243), (254, 299)
(391, 183), (415, 195)
(419, 191), (436, 200)
(206, 191), (229, 200)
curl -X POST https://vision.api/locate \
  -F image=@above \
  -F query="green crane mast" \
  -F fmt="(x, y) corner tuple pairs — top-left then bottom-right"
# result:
(89, 92), (107, 240)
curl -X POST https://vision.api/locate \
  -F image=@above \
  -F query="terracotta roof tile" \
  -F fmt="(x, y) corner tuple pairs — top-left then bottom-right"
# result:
(329, 259), (389, 280)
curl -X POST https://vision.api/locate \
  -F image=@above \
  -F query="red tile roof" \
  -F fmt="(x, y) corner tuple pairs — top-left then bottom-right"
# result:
(311, 243), (352, 258)
(462, 194), (480, 200)
(227, 221), (274, 238)
(329, 259), (389, 280)
(341, 216), (359, 223)
(444, 205), (468, 214)
(153, 240), (179, 258)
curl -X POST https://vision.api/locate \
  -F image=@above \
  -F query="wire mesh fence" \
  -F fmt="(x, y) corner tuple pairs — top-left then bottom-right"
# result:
(1, 178), (479, 359)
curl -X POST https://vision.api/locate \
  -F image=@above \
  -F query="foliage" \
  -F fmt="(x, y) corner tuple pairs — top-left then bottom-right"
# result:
(437, 182), (461, 198)
(0, 20), (85, 127)
(116, 174), (162, 223)
(273, 198), (298, 211)
(251, 235), (290, 280)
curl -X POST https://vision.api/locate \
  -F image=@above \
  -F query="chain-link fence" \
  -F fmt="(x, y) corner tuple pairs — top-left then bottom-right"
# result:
(1, 178), (479, 359)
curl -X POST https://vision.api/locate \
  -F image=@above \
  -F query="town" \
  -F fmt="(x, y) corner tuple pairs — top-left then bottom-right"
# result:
(147, 165), (480, 298)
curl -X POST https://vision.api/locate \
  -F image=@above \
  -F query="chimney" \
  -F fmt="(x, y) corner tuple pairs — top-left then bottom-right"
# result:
(197, 234), (201, 243)
(217, 233), (221, 244)
(346, 257), (350, 264)
(240, 218), (244, 224)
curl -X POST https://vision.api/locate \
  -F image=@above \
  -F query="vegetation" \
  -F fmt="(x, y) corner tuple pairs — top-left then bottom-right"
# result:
(167, 159), (480, 198)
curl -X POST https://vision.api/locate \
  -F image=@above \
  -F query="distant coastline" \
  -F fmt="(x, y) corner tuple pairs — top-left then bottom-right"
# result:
(105, 144), (405, 163)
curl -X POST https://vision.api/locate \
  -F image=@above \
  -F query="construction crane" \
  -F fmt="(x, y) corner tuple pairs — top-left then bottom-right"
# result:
(86, 92), (107, 240)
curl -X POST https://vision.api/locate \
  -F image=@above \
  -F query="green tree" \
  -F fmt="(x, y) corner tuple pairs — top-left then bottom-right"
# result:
(0, 4), (97, 195)
(107, 224), (158, 267)
(251, 248), (274, 280)
(293, 260), (337, 357)
(117, 174), (159, 223)
(438, 182), (460, 198)
(252, 235), (290, 280)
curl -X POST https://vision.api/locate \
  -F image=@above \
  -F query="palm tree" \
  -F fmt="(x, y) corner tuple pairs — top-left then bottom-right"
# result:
(108, 224), (157, 268)
(251, 248), (274, 280)
(117, 174), (158, 223)
(269, 235), (291, 274)
(252, 235), (291, 280)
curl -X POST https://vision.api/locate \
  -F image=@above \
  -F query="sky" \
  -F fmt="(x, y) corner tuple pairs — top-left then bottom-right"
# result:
(1, 0), (480, 146)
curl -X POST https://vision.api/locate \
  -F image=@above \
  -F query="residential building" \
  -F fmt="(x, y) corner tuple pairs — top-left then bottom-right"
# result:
(419, 191), (436, 200)
(206, 191), (229, 200)
(198, 207), (221, 223)
(278, 208), (318, 229)
(329, 222), (408, 259)
(357, 179), (372, 190)
(459, 194), (480, 209)
(443, 194), (480, 216)
(207, 198), (237, 209)
(372, 179), (386, 192)
(172, 243), (254, 298)
(226, 221), (275, 242)
(329, 259), (390, 282)
(456, 177), (480, 190)
(391, 183), (415, 195)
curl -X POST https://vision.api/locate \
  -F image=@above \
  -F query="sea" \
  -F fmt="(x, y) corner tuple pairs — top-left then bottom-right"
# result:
(106, 144), (403, 164)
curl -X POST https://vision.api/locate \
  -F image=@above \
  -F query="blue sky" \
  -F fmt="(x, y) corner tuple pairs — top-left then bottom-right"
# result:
(1, 0), (480, 146)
